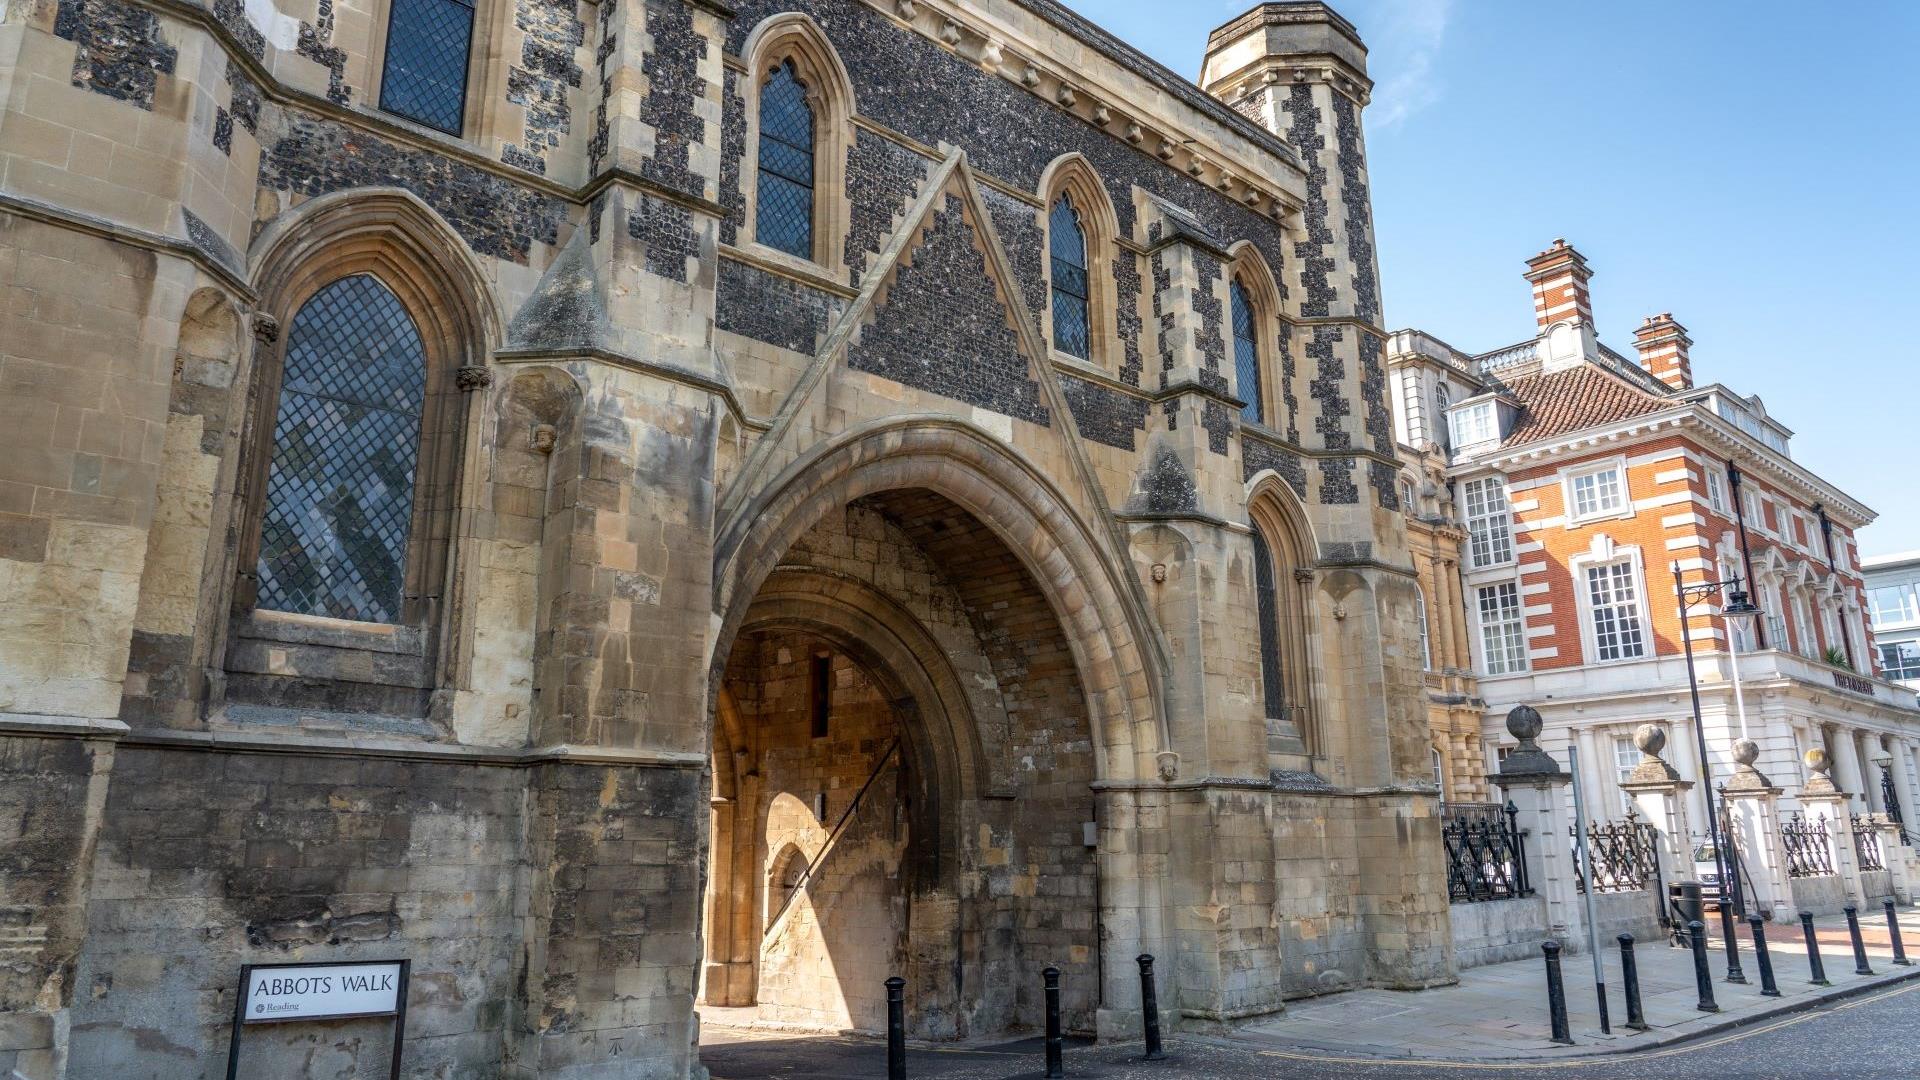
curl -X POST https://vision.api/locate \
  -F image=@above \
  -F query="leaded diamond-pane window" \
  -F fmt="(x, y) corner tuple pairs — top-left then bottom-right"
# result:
(379, 0), (475, 135)
(756, 60), (815, 260)
(1232, 279), (1263, 424)
(257, 275), (426, 624)
(1049, 195), (1090, 359)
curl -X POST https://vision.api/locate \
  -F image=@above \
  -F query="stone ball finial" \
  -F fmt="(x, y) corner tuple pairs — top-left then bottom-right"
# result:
(1733, 738), (1760, 767)
(1805, 747), (1832, 777)
(1506, 704), (1544, 745)
(1634, 723), (1666, 759)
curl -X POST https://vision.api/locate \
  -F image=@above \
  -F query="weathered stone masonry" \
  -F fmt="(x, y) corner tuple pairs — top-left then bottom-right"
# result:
(0, 1), (1450, 1077)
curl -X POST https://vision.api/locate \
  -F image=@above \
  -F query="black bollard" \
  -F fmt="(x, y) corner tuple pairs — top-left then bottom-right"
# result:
(1617, 934), (1647, 1031)
(1886, 899), (1912, 967)
(1717, 891), (1747, 985)
(1799, 910), (1831, 986)
(1043, 967), (1064, 1079)
(1542, 942), (1574, 1045)
(1748, 915), (1781, 997)
(1136, 954), (1166, 1061)
(1688, 921), (1719, 1012)
(885, 977), (907, 1080)
(1846, 905), (1875, 975)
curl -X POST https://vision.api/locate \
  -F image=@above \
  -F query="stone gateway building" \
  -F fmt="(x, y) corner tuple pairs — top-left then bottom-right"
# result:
(0, 0), (1451, 1075)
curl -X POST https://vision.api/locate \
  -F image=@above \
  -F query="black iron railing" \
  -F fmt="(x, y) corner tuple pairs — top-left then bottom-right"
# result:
(1880, 770), (1912, 846)
(1853, 815), (1888, 872)
(1782, 813), (1835, 879)
(1573, 809), (1660, 894)
(1443, 801), (1530, 903)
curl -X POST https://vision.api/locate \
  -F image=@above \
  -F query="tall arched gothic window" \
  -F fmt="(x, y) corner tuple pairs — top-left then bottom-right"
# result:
(1250, 528), (1287, 727)
(1048, 195), (1091, 359)
(1249, 491), (1317, 757)
(756, 59), (816, 261)
(256, 274), (426, 624)
(1231, 278), (1263, 424)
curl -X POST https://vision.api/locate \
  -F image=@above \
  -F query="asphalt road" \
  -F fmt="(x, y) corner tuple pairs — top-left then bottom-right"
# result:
(700, 978), (1920, 1079)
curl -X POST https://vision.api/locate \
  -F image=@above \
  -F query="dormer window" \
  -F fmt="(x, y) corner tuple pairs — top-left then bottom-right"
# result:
(1448, 400), (1497, 447)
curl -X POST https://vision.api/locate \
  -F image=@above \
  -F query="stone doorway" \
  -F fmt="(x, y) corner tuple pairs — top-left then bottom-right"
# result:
(699, 489), (1103, 1046)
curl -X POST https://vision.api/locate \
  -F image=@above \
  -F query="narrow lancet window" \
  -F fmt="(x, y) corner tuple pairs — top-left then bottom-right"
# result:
(1232, 278), (1264, 424)
(757, 59), (816, 260)
(1049, 195), (1091, 359)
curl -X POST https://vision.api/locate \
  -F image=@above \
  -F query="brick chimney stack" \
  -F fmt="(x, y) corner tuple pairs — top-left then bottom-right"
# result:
(1523, 238), (1594, 333)
(1634, 313), (1693, 391)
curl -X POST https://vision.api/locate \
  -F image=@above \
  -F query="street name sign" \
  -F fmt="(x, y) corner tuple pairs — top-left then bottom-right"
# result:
(242, 961), (404, 1022)
(227, 959), (411, 1080)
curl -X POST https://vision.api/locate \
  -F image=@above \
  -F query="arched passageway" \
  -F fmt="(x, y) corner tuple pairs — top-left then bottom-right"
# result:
(699, 485), (1109, 1042)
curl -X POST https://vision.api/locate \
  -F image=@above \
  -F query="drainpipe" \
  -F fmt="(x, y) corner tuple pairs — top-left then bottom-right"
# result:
(1815, 505), (1858, 670)
(1727, 461), (1767, 650)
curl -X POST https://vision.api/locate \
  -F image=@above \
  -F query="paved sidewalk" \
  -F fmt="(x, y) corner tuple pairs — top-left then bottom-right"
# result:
(1226, 906), (1920, 1060)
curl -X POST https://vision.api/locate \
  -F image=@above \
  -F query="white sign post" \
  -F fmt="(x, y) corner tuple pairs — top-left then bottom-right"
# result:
(226, 960), (410, 1079)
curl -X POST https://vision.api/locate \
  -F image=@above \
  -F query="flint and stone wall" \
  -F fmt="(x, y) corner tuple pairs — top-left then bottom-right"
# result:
(0, 0), (1453, 1076)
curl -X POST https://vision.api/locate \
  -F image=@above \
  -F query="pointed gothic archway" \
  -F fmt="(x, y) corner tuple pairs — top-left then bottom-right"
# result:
(698, 418), (1171, 1050)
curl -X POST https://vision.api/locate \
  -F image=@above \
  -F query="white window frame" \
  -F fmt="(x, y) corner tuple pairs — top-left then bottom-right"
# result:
(1791, 590), (1817, 659)
(1463, 476), (1514, 569)
(1475, 581), (1529, 675)
(1819, 600), (1842, 660)
(1612, 734), (1641, 813)
(1705, 468), (1727, 515)
(1870, 584), (1920, 628)
(1449, 400), (1497, 448)
(1574, 547), (1651, 664)
(1417, 587), (1432, 671)
(1880, 640), (1920, 681)
(1562, 456), (1631, 524)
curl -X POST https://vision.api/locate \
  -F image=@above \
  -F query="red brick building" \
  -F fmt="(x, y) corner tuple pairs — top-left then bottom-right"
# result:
(1390, 241), (1920, 855)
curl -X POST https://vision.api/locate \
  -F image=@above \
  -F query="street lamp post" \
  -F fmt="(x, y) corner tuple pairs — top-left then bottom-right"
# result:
(1673, 563), (1762, 985)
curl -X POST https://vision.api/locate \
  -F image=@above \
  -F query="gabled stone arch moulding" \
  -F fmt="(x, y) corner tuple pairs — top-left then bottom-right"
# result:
(712, 416), (1168, 786)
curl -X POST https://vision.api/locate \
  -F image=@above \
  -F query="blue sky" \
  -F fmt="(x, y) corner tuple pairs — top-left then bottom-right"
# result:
(1062, 0), (1920, 555)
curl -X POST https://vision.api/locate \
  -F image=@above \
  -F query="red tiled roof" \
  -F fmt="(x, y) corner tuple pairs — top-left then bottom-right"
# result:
(1500, 365), (1674, 445)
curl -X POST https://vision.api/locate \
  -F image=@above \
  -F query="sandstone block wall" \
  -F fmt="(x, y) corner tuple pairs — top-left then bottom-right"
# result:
(0, 0), (1457, 1074)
